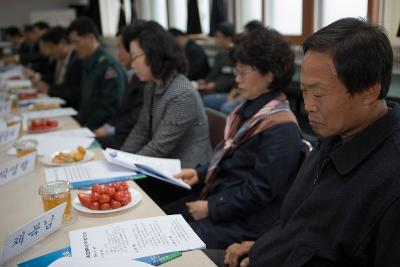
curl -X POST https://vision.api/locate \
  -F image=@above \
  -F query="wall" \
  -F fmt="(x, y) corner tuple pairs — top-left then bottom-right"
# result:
(0, 0), (85, 28)
(383, 0), (400, 47)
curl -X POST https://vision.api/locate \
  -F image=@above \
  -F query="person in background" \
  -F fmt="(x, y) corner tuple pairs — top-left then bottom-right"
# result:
(196, 22), (235, 95)
(203, 20), (265, 114)
(169, 28), (209, 80)
(21, 22), (55, 84)
(67, 16), (126, 130)
(4, 26), (23, 54)
(34, 26), (83, 110)
(207, 18), (400, 267)
(95, 22), (146, 149)
(164, 27), (303, 249)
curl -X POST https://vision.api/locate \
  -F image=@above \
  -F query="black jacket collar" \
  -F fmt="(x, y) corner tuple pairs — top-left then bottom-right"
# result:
(239, 90), (281, 120)
(320, 102), (400, 176)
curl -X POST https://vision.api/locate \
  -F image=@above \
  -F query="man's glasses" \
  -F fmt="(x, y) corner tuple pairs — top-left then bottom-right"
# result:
(131, 53), (145, 62)
(233, 67), (255, 76)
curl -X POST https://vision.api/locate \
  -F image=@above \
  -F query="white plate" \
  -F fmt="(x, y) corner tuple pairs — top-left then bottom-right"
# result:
(73, 188), (142, 214)
(41, 149), (94, 166)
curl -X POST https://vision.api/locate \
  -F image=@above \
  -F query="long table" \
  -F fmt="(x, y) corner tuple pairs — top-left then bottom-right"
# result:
(0, 116), (216, 266)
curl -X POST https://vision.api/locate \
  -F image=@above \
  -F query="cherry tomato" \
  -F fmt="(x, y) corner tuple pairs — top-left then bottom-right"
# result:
(104, 186), (115, 197)
(78, 193), (92, 208)
(98, 193), (110, 204)
(89, 202), (100, 210)
(113, 191), (124, 202)
(110, 200), (122, 209)
(125, 192), (132, 202)
(91, 192), (100, 202)
(121, 196), (130, 206)
(100, 203), (111, 210)
(91, 184), (102, 193)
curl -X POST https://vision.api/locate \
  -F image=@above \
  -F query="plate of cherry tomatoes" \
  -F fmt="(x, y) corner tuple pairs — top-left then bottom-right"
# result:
(73, 182), (142, 214)
(27, 119), (61, 133)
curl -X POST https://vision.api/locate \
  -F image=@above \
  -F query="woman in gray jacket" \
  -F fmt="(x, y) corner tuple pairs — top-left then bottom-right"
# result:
(121, 21), (211, 169)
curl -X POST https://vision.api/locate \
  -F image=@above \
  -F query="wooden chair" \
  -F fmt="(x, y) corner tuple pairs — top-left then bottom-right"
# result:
(205, 108), (227, 148)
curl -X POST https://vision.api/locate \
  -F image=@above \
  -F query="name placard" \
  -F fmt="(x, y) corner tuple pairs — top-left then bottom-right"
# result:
(0, 152), (36, 187)
(0, 100), (12, 117)
(0, 122), (20, 147)
(0, 203), (66, 265)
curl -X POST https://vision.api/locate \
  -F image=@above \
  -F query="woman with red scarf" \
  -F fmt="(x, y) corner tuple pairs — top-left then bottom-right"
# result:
(164, 27), (303, 249)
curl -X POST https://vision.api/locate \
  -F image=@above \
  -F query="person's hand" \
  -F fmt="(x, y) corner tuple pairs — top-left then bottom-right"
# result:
(94, 125), (108, 137)
(224, 241), (255, 267)
(239, 257), (249, 267)
(35, 81), (49, 94)
(198, 82), (215, 91)
(197, 79), (206, 86)
(24, 67), (36, 79)
(173, 168), (199, 186)
(186, 200), (208, 220)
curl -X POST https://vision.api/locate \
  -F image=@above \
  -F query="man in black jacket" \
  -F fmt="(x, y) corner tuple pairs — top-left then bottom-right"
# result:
(207, 18), (400, 267)
(169, 28), (209, 80)
(35, 26), (82, 110)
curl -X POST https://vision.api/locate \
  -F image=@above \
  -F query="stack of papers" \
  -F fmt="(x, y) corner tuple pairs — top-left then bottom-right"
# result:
(103, 148), (189, 189)
(69, 215), (205, 259)
(4, 79), (32, 89)
(45, 161), (137, 188)
(19, 97), (66, 107)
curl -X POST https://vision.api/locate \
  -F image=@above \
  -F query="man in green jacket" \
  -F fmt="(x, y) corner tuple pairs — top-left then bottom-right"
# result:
(68, 17), (126, 130)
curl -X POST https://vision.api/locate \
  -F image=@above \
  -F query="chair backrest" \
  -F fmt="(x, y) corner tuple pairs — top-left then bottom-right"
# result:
(205, 108), (227, 148)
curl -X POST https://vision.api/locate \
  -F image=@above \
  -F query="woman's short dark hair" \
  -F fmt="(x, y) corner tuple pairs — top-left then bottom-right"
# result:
(123, 20), (187, 83)
(41, 26), (69, 44)
(67, 17), (100, 40)
(302, 17), (393, 99)
(244, 20), (264, 32)
(230, 27), (295, 91)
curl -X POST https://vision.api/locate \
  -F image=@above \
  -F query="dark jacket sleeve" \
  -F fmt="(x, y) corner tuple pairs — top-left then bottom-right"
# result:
(364, 197), (400, 267)
(85, 64), (126, 130)
(207, 123), (301, 222)
(49, 56), (82, 110)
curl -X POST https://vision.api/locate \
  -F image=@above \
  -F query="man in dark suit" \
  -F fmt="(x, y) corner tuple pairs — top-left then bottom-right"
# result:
(169, 28), (209, 80)
(206, 18), (400, 267)
(34, 26), (82, 110)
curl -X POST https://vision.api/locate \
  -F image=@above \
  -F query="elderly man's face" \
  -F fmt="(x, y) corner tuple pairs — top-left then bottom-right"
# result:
(300, 51), (368, 139)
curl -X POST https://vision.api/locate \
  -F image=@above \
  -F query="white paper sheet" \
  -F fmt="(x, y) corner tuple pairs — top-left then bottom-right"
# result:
(45, 160), (137, 186)
(19, 97), (66, 107)
(0, 100), (12, 117)
(0, 122), (19, 146)
(7, 135), (94, 156)
(103, 149), (189, 189)
(5, 79), (32, 89)
(49, 257), (152, 267)
(0, 65), (24, 81)
(25, 128), (95, 138)
(69, 215), (205, 260)
(21, 108), (77, 125)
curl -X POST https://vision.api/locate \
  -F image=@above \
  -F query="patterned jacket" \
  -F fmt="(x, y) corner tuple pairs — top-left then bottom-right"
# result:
(122, 73), (211, 168)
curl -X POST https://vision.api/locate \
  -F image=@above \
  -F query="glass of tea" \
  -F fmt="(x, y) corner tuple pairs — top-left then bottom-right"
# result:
(38, 180), (73, 225)
(13, 139), (38, 157)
